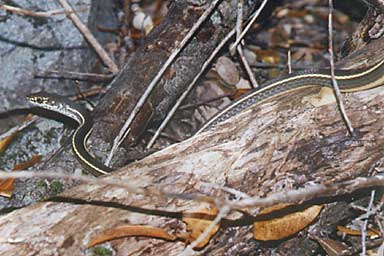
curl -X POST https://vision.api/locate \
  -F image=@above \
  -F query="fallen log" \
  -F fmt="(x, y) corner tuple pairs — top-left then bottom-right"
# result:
(0, 36), (384, 255)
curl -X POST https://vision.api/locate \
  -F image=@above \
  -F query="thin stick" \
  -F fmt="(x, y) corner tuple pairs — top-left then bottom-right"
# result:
(228, 175), (384, 209)
(287, 49), (292, 74)
(0, 170), (216, 204)
(146, 0), (270, 148)
(237, 46), (258, 88)
(34, 69), (114, 82)
(57, 0), (119, 74)
(0, 116), (37, 141)
(145, 29), (236, 149)
(3, 171), (384, 213)
(236, 0), (258, 88)
(106, 0), (224, 159)
(0, 4), (88, 17)
(229, 0), (269, 53)
(361, 190), (376, 256)
(179, 93), (233, 110)
(328, 0), (354, 135)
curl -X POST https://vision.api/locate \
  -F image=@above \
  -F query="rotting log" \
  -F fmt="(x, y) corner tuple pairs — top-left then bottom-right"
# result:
(1, 40), (384, 256)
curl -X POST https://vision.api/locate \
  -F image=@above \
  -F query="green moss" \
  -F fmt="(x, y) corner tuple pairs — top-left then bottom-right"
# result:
(36, 179), (64, 196)
(49, 180), (64, 195)
(92, 246), (113, 256)
(36, 179), (48, 189)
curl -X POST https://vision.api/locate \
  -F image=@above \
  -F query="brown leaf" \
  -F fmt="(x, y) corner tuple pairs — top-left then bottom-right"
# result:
(181, 204), (219, 249)
(337, 226), (380, 238)
(229, 88), (250, 100)
(0, 132), (17, 155)
(0, 155), (42, 198)
(254, 49), (281, 65)
(312, 236), (348, 256)
(0, 179), (14, 198)
(0, 114), (36, 155)
(253, 204), (323, 241)
(87, 225), (177, 248)
(13, 155), (42, 171)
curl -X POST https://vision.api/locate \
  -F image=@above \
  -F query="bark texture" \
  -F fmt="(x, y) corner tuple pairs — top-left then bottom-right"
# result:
(91, 0), (262, 145)
(0, 38), (384, 255)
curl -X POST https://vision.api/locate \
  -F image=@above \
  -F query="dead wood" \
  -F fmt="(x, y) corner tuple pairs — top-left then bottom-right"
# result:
(0, 36), (384, 255)
(91, 0), (265, 146)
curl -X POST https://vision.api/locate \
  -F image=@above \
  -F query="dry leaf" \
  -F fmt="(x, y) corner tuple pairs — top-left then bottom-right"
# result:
(337, 226), (380, 238)
(0, 132), (17, 154)
(0, 155), (42, 198)
(302, 87), (335, 107)
(0, 114), (36, 155)
(229, 88), (250, 100)
(253, 204), (323, 241)
(312, 236), (348, 256)
(87, 225), (177, 248)
(215, 56), (240, 86)
(181, 204), (219, 249)
(12, 155), (42, 171)
(0, 178), (15, 198)
(254, 49), (281, 65)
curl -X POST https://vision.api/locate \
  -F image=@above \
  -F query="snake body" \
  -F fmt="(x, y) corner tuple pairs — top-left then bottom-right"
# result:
(27, 59), (384, 176)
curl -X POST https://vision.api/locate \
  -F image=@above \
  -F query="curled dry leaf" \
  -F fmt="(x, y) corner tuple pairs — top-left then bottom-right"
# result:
(0, 155), (42, 197)
(337, 225), (380, 238)
(87, 225), (177, 248)
(180, 204), (219, 249)
(253, 204), (323, 241)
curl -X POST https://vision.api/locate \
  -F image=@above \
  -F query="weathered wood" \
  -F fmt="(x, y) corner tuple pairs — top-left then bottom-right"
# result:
(0, 38), (383, 255)
(91, 0), (263, 146)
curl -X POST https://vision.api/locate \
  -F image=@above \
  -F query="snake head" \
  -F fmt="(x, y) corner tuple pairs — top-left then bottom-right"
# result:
(26, 91), (60, 108)
(26, 91), (86, 125)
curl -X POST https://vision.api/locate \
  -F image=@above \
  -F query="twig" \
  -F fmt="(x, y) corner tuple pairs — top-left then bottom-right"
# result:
(236, 0), (258, 88)
(106, 0), (224, 159)
(201, 181), (251, 199)
(146, 0), (270, 148)
(238, 45), (259, 87)
(229, 0), (269, 53)
(34, 69), (114, 83)
(0, 116), (37, 141)
(0, 4), (88, 17)
(3, 171), (384, 213)
(0, 170), (216, 205)
(229, 175), (384, 209)
(287, 49), (292, 74)
(145, 29), (236, 149)
(179, 93), (234, 111)
(361, 190), (376, 256)
(328, 0), (354, 135)
(57, 0), (119, 74)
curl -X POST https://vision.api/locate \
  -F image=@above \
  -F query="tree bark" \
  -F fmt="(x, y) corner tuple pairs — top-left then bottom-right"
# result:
(91, 0), (266, 146)
(0, 38), (383, 255)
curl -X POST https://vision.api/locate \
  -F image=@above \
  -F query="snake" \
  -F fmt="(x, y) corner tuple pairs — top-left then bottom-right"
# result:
(27, 58), (384, 176)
